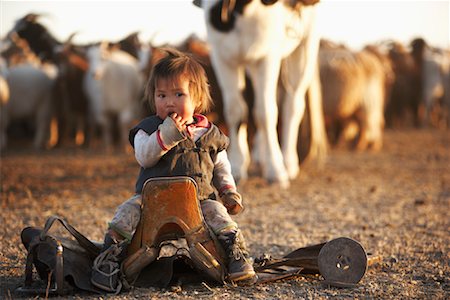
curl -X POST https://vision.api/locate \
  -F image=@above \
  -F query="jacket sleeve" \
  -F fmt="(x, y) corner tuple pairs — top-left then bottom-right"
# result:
(134, 129), (167, 168)
(212, 150), (237, 195)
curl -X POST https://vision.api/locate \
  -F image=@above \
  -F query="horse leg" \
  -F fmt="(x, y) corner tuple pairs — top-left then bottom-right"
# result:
(307, 61), (328, 163)
(281, 38), (326, 179)
(280, 53), (307, 179)
(210, 55), (250, 182)
(247, 56), (288, 187)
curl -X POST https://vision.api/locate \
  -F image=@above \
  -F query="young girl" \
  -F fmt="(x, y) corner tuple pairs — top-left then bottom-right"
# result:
(91, 48), (255, 292)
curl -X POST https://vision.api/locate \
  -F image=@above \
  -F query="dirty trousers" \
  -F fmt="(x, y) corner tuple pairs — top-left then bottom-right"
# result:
(109, 194), (238, 241)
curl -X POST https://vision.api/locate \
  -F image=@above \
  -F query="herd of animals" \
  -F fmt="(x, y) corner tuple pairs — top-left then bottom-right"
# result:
(1, 0), (449, 187)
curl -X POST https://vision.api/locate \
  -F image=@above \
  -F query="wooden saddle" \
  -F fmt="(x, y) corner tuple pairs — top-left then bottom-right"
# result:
(123, 176), (226, 286)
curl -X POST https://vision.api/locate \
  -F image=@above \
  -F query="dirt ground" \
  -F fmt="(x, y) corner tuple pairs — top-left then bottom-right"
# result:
(1, 128), (449, 299)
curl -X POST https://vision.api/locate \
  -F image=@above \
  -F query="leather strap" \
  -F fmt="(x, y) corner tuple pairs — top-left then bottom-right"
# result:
(55, 241), (64, 295)
(24, 237), (38, 286)
(221, 0), (236, 23)
(41, 215), (100, 258)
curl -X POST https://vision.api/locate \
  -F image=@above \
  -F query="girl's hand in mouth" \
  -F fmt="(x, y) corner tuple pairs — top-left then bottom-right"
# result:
(169, 112), (187, 132)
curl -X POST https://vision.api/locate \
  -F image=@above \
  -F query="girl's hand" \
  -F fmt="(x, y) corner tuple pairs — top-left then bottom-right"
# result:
(222, 192), (244, 215)
(158, 115), (187, 149)
(169, 113), (187, 132)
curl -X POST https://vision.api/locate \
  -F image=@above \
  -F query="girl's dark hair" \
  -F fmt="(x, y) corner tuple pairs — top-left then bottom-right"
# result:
(144, 47), (213, 113)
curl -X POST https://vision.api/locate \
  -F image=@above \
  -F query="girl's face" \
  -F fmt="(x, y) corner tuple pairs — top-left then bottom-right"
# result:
(154, 76), (196, 124)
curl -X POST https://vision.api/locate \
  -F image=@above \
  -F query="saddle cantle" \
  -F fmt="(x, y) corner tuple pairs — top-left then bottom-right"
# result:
(123, 176), (226, 285)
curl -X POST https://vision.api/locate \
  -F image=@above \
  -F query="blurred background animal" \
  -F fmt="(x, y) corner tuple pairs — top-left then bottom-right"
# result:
(319, 40), (389, 151)
(411, 38), (450, 129)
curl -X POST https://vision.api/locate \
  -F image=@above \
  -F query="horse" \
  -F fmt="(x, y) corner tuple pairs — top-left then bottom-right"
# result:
(200, 0), (328, 187)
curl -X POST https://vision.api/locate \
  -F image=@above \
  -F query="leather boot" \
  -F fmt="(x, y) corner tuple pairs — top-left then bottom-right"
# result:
(218, 230), (256, 282)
